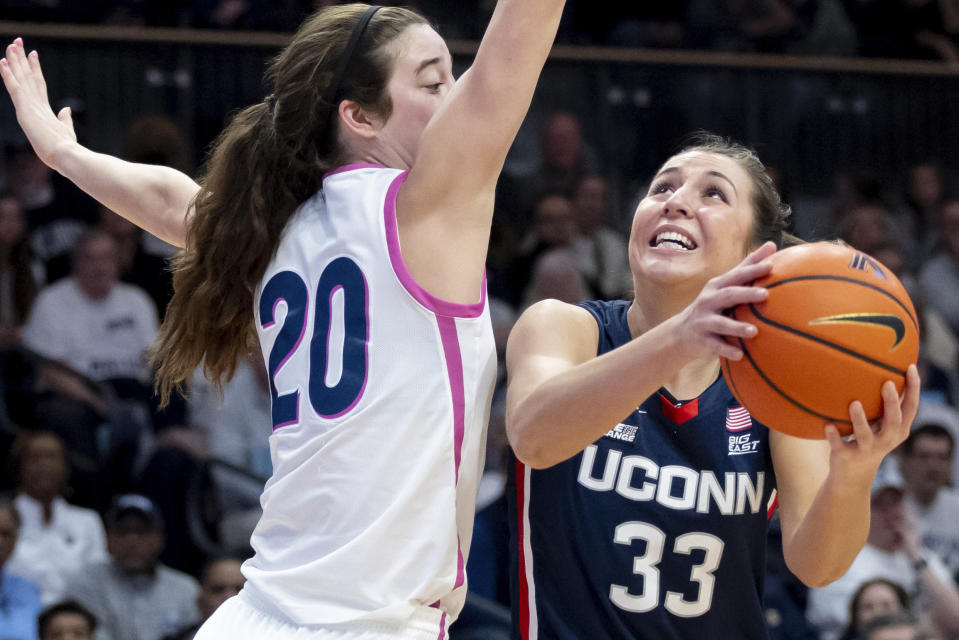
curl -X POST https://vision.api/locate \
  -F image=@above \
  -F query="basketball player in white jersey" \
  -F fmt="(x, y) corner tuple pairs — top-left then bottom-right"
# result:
(1, 2), (566, 637)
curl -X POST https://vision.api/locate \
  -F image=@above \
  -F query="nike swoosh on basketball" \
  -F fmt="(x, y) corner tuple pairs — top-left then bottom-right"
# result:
(808, 313), (906, 348)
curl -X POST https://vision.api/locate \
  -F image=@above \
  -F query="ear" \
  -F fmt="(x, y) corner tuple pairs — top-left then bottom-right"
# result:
(336, 99), (384, 140)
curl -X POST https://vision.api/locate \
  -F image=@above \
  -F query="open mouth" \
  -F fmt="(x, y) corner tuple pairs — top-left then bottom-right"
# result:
(650, 230), (697, 251)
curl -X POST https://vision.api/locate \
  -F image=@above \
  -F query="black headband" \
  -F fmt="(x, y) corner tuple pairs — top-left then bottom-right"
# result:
(323, 5), (382, 115)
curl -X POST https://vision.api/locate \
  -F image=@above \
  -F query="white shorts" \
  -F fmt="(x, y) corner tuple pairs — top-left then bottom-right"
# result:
(194, 589), (449, 640)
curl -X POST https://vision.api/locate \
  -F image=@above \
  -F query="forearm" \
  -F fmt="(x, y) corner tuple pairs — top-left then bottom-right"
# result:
(916, 563), (959, 635)
(53, 140), (198, 248)
(781, 470), (872, 587)
(508, 316), (688, 469)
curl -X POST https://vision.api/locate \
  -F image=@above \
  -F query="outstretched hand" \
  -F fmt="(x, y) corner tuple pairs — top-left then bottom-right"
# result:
(824, 364), (921, 477)
(675, 241), (777, 362)
(1, 38), (77, 170)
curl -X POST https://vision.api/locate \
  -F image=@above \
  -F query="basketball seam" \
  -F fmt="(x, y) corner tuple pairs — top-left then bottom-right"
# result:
(748, 301), (908, 377)
(766, 275), (918, 330)
(734, 336), (853, 425)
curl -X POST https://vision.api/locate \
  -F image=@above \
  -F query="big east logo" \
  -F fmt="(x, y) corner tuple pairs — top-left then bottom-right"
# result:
(727, 406), (759, 455)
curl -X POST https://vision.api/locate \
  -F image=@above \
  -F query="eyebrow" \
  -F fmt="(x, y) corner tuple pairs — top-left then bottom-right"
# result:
(654, 167), (738, 196)
(415, 57), (443, 75)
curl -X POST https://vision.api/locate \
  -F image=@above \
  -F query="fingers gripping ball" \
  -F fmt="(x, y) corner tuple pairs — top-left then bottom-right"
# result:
(720, 242), (919, 439)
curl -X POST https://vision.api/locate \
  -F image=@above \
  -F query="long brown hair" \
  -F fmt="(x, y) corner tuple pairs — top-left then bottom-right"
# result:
(153, 4), (428, 402)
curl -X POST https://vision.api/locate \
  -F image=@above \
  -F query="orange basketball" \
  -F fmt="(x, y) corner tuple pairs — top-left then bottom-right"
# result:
(720, 242), (919, 439)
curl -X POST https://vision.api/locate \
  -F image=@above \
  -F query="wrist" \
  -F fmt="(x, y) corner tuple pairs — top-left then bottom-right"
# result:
(49, 139), (83, 175)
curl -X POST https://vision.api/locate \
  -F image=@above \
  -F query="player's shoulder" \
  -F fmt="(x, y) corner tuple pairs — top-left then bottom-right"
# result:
(508, 299), (599, 368)
(513, 298), (596, 337)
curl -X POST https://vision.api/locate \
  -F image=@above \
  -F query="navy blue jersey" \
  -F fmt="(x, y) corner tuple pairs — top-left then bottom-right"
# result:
(508, 299), (778, 639)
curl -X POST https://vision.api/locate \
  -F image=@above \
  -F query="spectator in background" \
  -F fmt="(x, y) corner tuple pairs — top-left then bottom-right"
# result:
(0, 497), (43, 640)
(64, 494), (199, 640)
(502, 111), (600, 233)
(37, 600), (97, 640)
(807, 459), (959, 640)
(900, 406), (959, 579)
(903, 160), (946, 260)
(918, 198), (959, 336)
(861, 611), (918, 640)
(19, 228), (179, 456)
(0, 194), (43, 348)
(6, 431), (107, 604)
(98, 206), (173, 319)
(22, 230), (158, 387)
(836, 202), (919, 268)
(839, 578), (912, 640)
(521, 247), (588, 308)
(5, 143), (98, 284)
(187, 353), (272, 554)
(503, 191), (578, 307)
(570, 174), (631, 300)
(160, 557), (245, 640)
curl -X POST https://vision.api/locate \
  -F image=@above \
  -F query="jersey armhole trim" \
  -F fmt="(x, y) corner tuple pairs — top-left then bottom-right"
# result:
(322, 162), (386, 179)
(384, 171), (487, 319)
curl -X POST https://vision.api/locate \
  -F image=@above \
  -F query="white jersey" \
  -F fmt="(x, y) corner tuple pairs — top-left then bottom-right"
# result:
(242, 165), (497, 633)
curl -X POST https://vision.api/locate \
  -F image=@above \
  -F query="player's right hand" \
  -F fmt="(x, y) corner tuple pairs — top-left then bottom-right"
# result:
(1, 38), (78, 171)
(674, 241), (776, 362)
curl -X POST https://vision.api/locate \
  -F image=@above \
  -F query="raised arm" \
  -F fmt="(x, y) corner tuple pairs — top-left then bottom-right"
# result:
(507, 244), (775, 468)
(771, 365), (921, 587)
(1, 39), (198, 247)
(395, 0), (566, 303)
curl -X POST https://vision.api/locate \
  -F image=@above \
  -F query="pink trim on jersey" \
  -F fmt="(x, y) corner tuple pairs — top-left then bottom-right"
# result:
(435, 611), (448, 640)
(436, 315), (466, 478)
(435, 314), (467, 592)
(321, 163), (385, 179)
(383, 172), (487, 319)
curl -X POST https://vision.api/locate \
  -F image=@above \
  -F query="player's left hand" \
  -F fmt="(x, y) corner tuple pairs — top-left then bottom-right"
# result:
(822, 364), (920, 477)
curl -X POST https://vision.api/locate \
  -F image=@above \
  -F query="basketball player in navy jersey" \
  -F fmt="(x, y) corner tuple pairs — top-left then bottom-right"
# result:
(2, 2), (566, 638)
(505, 133), (921, 639)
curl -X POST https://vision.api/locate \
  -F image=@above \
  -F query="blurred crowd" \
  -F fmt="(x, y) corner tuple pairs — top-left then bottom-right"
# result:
(1, 3), (959, 640)
(6, 0), (959, 61)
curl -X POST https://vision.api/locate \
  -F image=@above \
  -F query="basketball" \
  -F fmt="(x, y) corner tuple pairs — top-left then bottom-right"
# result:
(720, 242), (920, 439)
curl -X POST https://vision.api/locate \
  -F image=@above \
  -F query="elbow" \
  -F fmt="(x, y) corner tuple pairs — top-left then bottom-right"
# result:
(508, 421), (558, 470)
(509, 435), (552, 470)
(783, 551), (849, 589)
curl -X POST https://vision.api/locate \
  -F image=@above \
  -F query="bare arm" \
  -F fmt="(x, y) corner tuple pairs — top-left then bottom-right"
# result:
(772, 366), (921, 587)
(507, 244), (776, 468)
(396, 0), (566, 302)
(1, 39), (197, 247)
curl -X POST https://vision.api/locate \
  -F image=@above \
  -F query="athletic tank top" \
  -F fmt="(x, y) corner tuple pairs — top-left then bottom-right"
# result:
(242, 165), (497, 630)
(509, 299), (777, 639)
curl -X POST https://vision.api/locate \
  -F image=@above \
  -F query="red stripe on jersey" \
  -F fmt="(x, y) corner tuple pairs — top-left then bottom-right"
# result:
(767, 490), (779, 519)
(660, 395), (700, 425)
(515, 459), (531, 640)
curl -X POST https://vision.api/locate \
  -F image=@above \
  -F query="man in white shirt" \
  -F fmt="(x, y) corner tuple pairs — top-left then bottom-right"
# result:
(6, 430), (107, 604)
(900, 404), (959, 581)
(806, 459), (959, 640)
(22, 229), (157, 384)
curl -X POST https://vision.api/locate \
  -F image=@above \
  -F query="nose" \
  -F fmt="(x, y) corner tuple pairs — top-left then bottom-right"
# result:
(663, 187), (690, 217)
